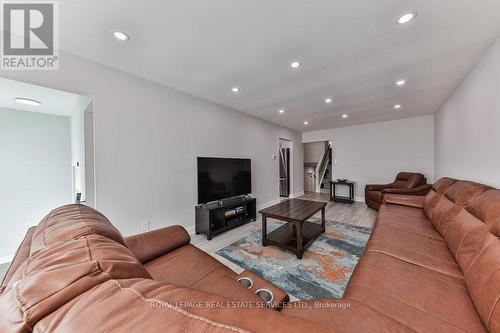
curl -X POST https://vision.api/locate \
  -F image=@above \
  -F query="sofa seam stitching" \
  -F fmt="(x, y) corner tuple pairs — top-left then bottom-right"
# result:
(362, 253), (466, 288)
(488, 293), (500, 329)
(366, 249), (462, 279)
(188, 265), (227, 288)
(349, 284), (473, 332)
(110, 280), (249, 333)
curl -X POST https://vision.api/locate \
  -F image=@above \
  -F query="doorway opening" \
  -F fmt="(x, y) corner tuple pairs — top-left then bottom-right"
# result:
(303, 141), (333, 193)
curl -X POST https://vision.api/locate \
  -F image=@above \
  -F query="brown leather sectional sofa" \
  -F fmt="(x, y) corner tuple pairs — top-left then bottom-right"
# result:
(1, 177), (500, 332)
(365, 172), (432, 210)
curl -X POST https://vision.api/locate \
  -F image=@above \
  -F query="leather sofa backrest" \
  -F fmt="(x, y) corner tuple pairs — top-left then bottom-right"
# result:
(0, 205), (151, 333)
(422, 182), (500, 331)
(30, 204), (126, 255)
(456, 190), (500, 332)
(445, 190), (500, 271)
(0, 227), (36, 291)
(423, 177), (457, 219)
(428, 181), (490, 236)
(392, 172), (425, 189)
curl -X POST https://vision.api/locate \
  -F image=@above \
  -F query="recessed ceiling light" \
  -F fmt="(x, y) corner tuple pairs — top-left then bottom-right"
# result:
(15, 97), (41, 106)
(290, 61), (301, 69)
(342, 114), (348, 119)
(325, 98), (333, 104)
(278, 109), (285, 114)
(303, 121), (308, 125)
(396, 79), (407, 86)
(394, 104), (402, 109)
(231, 87), (240, 93)
(112, 30), (130, 41)
(398, 12), (417, 25)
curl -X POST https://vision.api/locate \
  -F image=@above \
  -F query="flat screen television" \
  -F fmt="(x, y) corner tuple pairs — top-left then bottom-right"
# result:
(197, 157), (251, 204)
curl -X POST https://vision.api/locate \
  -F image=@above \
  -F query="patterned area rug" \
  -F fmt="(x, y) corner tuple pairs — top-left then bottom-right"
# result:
(215, 218), (372, 300)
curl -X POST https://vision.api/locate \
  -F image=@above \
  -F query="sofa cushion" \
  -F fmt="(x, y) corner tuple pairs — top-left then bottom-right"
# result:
(445, 181), (492, 206)
(379, 203), (427, 220)
(430, 181), (490, 237)
(466, 189), (500, 231)
(369, 223), (455, 262)
(392, 172), (424, 189)
(377, 206), (441, 240)
(345, 251), (486, 332)
(365, 240), (463, 279)
(125, 225), (190, 264)
(423, 177), (457, 219)
(144, 244), (236, 287)
(143, 244), (267, 303)
(445, 209), (490, 272)
(282, 299), (413, 332)
(0, 235), (150, 332)
(433, 177), (458, 193)
(32, 278), (328, 333)
(464, 234), (500, 332)
(423, 189), (441, 219)
(374, 201), (464, 278)
(30, 204), (126, 255)
(365, 189), (382, 203)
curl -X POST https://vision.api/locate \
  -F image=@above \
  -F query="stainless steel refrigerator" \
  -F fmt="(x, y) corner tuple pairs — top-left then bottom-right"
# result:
(279, 148), (290, 197)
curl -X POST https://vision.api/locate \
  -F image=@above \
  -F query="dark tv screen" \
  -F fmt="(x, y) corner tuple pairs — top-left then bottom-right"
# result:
(197, 157), (251, 204)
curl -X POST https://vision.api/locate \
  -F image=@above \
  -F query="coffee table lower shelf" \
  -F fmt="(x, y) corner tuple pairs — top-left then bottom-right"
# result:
(265, 221), (324, 259)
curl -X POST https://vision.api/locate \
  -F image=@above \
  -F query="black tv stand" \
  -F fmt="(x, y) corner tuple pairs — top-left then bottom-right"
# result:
(195, 196), (257, 240)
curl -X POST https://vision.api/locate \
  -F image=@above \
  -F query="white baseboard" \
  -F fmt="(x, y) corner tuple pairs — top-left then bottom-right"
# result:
(257, 199), (280, 211)
(355, 196), (365, 203)
(290, 191), (305, 198)
(0, 254), (14, 264)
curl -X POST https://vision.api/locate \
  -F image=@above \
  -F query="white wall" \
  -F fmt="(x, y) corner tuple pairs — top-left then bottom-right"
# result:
(435, 39), (500, 187)
(303, 142), (325, 164)
(303, 115), (434, 200)
(84, 110), (95, 207)
(0, 108), (72, 259)
(1, 51), (303, 238)
(70, 96), (92, 202)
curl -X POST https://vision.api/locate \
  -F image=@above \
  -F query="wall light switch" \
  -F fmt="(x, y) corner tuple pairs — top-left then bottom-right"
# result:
(141, 220), (149, 232)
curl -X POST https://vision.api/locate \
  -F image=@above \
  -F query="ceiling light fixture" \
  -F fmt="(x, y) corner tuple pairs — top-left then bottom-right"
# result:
(290, 61), (301, 69)
(112, 30), (130, 41)
(303, 121), (308, 125)
(398, 12), (417, 25)
(394, 104), (402, 109)
(342, 114), (348, 119)
(396, 79), (407, 86)
(15, 97), (41, 106)
(279, 109), (285, 114)
(231, 87), (240, 93)
(325, 98), (333, 104)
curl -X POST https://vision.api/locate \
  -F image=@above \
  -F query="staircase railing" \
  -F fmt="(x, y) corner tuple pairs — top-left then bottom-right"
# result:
(315, 142), (331, 192)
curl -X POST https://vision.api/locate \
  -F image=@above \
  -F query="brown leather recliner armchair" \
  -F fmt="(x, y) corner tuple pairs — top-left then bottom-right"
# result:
(365, 172), (432, 210)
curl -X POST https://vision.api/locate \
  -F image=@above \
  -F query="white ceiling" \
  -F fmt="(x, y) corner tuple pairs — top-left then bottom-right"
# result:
(55, 0), (500, 131)
(0, 77), (86, 116)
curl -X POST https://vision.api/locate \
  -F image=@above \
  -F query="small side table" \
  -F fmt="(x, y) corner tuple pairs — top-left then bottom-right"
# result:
(330, 181), (355, 204)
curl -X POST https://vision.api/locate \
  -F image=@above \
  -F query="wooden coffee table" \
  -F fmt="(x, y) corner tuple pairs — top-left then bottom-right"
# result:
(259, 199), (327, 259)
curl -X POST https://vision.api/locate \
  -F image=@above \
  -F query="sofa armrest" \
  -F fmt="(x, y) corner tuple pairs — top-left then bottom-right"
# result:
(125, 225), (190, 264)
(365, 183), (393, 191)
(383, 194), (425, 208)
(382, 184), (432, 196)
